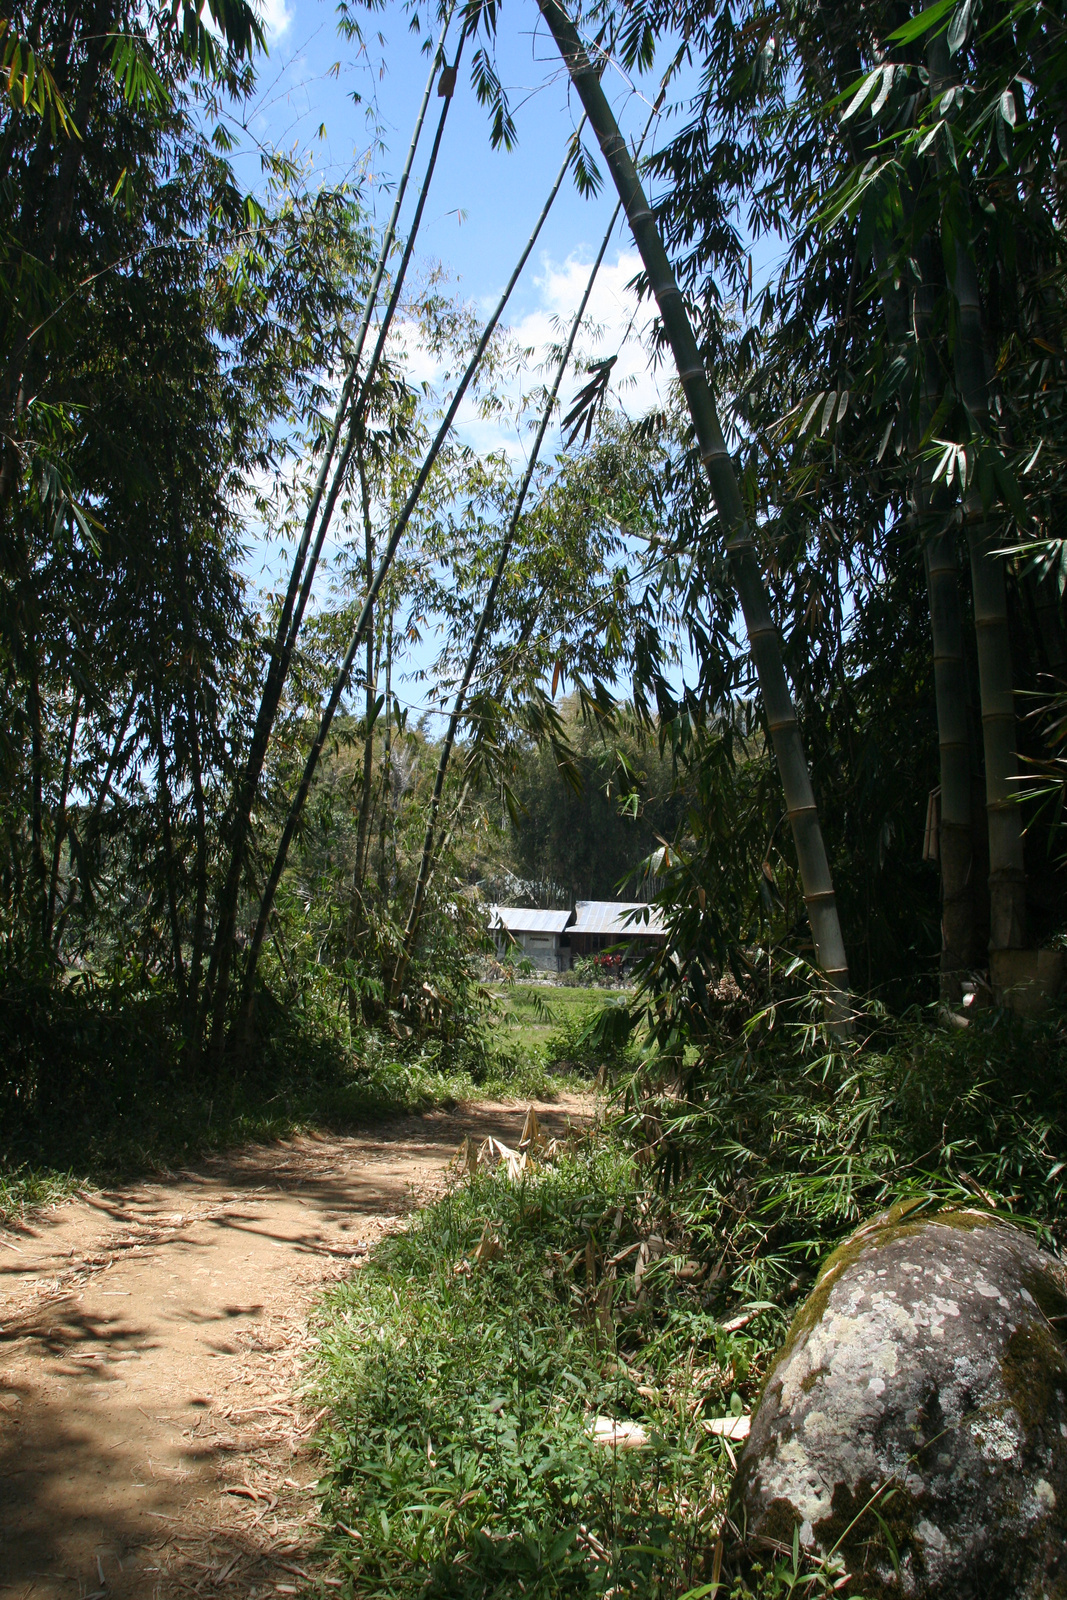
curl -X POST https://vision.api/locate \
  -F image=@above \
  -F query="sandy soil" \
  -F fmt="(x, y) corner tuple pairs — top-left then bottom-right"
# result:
(0, 1096), (590, 1600)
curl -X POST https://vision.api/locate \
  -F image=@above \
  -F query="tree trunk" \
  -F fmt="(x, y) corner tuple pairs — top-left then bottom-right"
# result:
(536, 0), (850, 1026)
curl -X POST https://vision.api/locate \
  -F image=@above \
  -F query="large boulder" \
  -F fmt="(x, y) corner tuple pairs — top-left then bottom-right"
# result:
(734, 1205), (1067, 1597)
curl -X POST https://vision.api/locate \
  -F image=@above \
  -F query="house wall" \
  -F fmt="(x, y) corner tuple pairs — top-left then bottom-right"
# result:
(569, 932), (665, 961)
(492, 930), (571, 973)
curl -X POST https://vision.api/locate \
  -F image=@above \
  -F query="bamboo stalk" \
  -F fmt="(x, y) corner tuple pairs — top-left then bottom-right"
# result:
(202, 16), (457, 1059)
(44, 689), (80, 950)
(238, 135), (580, 1032)
(927, 36), (1027, 954)
(390, 192), (626, 1001)
(911, 236), (977, 995)
(537, 0), (850, 1025)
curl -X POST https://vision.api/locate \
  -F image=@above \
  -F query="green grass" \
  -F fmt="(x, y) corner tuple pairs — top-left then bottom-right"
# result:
(313, 1141), (734, 1599)
(489, 984), (631, 1073)
(0, 1166), (81, 1227)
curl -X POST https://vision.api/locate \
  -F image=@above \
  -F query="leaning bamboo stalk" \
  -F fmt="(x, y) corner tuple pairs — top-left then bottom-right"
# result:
(202, 16), (457, 1058)
(237, 137), (580, 1030)
(278, 31), (466, 674)
(391, 195), (626, 1000)
(537, 0), (850, 1023)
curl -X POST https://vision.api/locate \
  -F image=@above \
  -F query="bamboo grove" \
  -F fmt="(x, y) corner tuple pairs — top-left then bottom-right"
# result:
(2, 0), (1067, 1111)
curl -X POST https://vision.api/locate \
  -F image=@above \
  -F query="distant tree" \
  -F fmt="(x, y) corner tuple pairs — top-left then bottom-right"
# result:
(506, 699), (687, 902)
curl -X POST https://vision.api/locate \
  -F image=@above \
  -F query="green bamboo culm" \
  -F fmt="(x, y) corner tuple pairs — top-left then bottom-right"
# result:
(536, 0), (851, 1028)
(391, 194), (627, 1002)
(913, 237), (978, 996)
(238, 128), (583, 1032)
(926, 34), (1027, 958)
(877, 230), (976, 1001)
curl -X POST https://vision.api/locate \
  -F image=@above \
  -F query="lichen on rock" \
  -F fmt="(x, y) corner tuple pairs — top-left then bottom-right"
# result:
(734, 1204), (1067, 1597)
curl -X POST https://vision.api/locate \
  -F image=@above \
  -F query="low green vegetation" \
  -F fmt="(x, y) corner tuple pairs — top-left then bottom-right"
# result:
(314, 1142), (734, 1600)
(310, 1002), (1067, 1599)
(0, 968), (583, 1220)
(491, 984), (621, 1071)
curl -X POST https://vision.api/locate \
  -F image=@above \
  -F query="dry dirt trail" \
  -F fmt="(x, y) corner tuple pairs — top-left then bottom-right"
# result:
(0, 1096), (590, 1600)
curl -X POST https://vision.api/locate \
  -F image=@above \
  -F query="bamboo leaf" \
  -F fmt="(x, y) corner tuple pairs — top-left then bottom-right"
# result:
(947, 0), (974, 55)
(841, 69), (882, 123)
(887, 0), (954, 43)
(800, 392), (826, 435)
(870, 65), (894, 118)
(999, 88), (1016, 127)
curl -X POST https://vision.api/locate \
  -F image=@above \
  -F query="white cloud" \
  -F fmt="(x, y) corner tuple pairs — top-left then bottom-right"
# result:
(513, 248), (670, 423)
(386, 246), (671, 469)
(256, 0), (292, 41)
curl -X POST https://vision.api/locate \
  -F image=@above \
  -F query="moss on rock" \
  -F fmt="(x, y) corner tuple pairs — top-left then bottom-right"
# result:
(735, 1210), (1067, 1597)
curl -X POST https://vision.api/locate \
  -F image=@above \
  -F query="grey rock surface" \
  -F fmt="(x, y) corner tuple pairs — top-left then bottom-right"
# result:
(735, 1206), (1067, 1597)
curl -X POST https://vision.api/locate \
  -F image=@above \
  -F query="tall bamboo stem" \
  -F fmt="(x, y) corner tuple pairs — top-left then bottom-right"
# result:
(912, 236), (976, 994)
(238, 136), (579, 1031)
(927, 37), (1027, 956)
(537, 0), (850, 1023)
(202, 17), (456, 1059)
(391, 195), (626, 1000)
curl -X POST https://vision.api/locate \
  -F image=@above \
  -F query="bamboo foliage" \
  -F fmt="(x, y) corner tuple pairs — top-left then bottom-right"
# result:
(238, 133), (581, 1034)
(535, 0), (851, 1025)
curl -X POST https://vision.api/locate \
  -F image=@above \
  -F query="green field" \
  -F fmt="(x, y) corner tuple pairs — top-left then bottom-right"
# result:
(488, 981), (627, 1060)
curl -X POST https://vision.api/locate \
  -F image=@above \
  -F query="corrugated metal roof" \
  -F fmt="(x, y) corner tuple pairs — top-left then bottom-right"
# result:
(489, 905), (573, 935)
(571, 901), (666, 937)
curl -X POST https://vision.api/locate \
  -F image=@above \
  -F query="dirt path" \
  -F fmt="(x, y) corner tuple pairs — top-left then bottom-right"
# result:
(0, 1096), (590, 1600)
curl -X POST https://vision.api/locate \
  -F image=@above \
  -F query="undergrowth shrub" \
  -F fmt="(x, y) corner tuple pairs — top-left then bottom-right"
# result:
(0, 956), (559, 1200)
(543, 1000), (636, 1079)
(625, 1006), (1067, 1335)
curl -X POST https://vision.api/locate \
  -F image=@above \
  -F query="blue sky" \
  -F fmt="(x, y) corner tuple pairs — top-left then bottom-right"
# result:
(240, 0), (684, 320)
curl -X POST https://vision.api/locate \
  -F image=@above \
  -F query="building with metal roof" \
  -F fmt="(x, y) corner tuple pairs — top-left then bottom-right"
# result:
(489, 906), (573, 936)
(568, 901), (666, 960)
(487, 905), (573, 973)
(486, 901), (665, 972)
